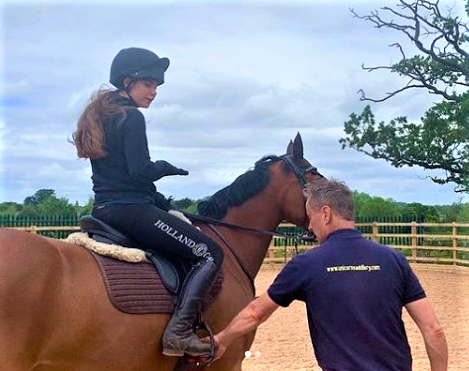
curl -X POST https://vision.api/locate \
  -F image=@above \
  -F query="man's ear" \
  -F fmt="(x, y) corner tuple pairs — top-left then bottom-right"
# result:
(322, 205), (332, 224)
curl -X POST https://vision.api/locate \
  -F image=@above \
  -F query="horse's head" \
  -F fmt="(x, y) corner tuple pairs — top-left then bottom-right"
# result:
(197, 132), (323, 230)
(274, 132), (324, 228)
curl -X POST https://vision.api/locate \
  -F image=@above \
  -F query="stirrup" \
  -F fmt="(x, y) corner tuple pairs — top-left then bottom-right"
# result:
(173, 315), (217, 370)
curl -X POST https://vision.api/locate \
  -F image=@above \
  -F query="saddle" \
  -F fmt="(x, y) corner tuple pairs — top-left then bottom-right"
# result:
(79, 215), (222, 315)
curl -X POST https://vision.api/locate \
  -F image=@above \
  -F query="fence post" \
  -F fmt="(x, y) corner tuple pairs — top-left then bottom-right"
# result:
(372, 222), (378, 242)
(452, 222), (458, 266)
(267, 240), (275, 267)
(411, 222), (417, 262)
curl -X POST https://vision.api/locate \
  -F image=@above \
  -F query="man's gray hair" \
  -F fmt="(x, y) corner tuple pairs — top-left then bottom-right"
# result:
(304, 179), (354, 221)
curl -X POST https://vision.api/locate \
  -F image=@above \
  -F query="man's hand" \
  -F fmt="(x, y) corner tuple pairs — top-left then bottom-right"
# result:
(199, 335), (224, 363)
(202, 293), (279, 363)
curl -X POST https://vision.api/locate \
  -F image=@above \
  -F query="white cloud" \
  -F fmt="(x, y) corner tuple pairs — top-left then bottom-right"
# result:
(1, 0), (466, 207)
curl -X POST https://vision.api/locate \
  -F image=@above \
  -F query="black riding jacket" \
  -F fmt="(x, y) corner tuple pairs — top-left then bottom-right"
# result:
(91, 95), (178, 207)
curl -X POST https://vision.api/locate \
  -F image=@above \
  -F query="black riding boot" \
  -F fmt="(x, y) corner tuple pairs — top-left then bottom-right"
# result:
(162, 260), (219, 357)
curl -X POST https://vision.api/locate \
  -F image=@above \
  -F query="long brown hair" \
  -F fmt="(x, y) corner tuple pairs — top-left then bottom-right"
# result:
(72, 88), (130, 159)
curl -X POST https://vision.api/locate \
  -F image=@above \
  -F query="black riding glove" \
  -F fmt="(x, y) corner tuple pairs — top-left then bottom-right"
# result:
(154, 192), (173, 211)
(154, 160), (189, 177)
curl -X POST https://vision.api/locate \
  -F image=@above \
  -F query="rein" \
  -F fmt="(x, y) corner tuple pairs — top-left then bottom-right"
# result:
(183, 211), (292, 289)
(183, 212), (293, 295)
(183, 212), (292, 238)
(206, 223), (257, 295)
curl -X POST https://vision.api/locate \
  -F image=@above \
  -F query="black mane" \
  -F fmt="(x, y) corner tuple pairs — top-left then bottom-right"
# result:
(197, 155), (283, 219)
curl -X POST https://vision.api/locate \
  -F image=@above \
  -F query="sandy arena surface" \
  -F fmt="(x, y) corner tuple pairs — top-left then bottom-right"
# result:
(242, 264), (469, 371)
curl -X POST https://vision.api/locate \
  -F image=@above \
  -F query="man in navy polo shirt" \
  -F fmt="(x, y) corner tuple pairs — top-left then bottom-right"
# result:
(212, 179), (448, 371)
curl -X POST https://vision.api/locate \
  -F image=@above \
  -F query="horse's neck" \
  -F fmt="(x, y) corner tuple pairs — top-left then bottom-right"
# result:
(218, 188), (284, 281)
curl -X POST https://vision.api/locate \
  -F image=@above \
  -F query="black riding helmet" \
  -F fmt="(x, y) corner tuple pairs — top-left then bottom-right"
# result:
(109, 47), (170, 89)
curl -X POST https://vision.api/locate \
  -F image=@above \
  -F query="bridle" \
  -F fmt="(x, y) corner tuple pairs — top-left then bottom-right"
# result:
(183, 155), (323, 292)
(184, 154), (323, 235)
(279, 154), (323, 188)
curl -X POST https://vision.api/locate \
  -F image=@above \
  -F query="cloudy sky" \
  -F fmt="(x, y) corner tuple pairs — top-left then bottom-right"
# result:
(0, 0), (467, 206)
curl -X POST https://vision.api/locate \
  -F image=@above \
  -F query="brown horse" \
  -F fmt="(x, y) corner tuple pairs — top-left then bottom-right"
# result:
(0, 133), (322, 371)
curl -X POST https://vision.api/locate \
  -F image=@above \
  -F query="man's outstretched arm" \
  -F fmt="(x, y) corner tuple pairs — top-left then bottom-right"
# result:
(213, 292), (279, 361)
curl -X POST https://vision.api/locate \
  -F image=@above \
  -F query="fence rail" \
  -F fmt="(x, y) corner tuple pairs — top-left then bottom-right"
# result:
(0, 214), (80, 239)
(267, 222), (469, 267)
(2, 219), (469, 267)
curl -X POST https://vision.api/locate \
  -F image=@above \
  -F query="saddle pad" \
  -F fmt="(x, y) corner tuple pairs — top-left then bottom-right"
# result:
(90, 252), (223, 315)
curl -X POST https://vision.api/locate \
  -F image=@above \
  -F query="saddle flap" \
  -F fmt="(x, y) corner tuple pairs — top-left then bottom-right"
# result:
(145, 250), (181, 294)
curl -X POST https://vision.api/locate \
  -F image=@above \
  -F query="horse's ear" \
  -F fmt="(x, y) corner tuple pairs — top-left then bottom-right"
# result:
(292, 132), (304, 160)
(286, 139), (294, 155)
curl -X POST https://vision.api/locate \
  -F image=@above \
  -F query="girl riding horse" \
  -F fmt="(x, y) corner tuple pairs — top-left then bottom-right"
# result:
(72, 47), (223, 358)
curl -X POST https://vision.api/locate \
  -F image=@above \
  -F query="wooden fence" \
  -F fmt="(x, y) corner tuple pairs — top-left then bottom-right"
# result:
(2, 219), (469, 267)
(267, 222), (469, 267)
(0, 215), (80, 239)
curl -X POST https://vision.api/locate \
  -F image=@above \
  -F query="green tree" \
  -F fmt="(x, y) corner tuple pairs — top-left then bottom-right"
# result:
(21, 189), (76, 217)
(24, 189), (56, 206)
(360, 197), (402, 219)
(400, 202), (440, 222)
(436, 198), (464, 222)
(352, 191), (374, 218)
(172, 197), (195, 211)
(0, 202), (22, 215)
(74, 197), (94, 216)
(456, 202), (469, 222)
(353, 191), (402, 219)
(341, 0), (469, 192)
